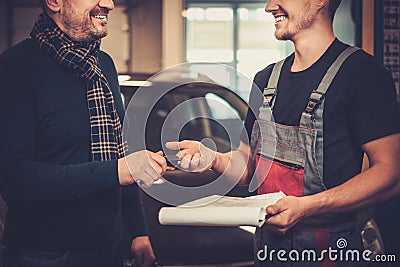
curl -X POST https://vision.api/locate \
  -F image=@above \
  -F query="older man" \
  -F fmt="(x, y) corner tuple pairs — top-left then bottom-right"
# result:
(0, 0), (166, 266)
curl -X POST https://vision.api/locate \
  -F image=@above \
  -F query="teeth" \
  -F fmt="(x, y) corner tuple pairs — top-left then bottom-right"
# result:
(275, 16), (286, 22)
(94, 15), (107, 19)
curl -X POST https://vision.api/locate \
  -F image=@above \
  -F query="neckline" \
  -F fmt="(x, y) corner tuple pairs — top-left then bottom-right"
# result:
(283, 38), (343, 77)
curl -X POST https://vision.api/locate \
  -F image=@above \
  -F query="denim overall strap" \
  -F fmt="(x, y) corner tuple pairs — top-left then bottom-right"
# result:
(299, 47), (359, 193)
(262, 59), (285, 109)
(251, 59), (285, 155)
(300, 46), (360, 128)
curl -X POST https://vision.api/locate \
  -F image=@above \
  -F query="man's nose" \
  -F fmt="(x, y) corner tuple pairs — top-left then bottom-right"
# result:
(265, 0), (279, 13)
(99, 0), (114, 10)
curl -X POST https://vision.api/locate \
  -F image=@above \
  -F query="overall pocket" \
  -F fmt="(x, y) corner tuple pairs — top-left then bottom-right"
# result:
(256, 153), (305, 197)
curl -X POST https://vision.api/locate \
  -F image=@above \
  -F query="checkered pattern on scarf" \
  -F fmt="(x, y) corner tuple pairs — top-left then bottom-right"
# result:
(30, 13), (125, 161)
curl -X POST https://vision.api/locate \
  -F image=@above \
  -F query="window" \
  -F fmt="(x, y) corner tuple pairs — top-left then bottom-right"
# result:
(185, 1), (293, 100)
(205, 92), (240, 120)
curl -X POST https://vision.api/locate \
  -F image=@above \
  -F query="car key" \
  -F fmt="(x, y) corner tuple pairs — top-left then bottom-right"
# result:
(164, 155), (181, 167)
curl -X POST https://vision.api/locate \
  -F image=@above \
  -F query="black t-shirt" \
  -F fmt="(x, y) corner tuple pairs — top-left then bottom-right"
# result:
(243, 39), (400, 189)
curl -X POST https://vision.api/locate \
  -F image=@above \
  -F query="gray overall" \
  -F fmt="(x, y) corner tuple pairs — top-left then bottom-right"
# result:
(251, 47), (366, 266)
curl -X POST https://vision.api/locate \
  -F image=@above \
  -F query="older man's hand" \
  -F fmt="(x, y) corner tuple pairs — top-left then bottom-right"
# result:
(118, 150), (169, 188)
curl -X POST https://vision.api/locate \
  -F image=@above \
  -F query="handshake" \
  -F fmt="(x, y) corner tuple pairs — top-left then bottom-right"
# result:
(118, 140), (216, 188)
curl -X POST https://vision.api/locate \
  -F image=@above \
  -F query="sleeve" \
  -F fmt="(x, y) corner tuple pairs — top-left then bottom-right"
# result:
(121, 185), (149, 239)
(240, 66), (273, 144)
(0, 61), (119, 206)
(348, 56), (400, 146)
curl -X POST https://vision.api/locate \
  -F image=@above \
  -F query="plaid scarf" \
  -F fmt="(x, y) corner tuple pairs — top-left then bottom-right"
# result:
(30, 13), (125, 161)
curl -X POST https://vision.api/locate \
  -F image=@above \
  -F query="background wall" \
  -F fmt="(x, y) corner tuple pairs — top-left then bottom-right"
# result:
(383, 0), (400, 101)
(162, 0), (185, 68)
(129, 0), (163, 74)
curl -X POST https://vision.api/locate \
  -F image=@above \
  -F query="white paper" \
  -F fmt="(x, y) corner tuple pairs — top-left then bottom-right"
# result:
(158, 191), (285, 227)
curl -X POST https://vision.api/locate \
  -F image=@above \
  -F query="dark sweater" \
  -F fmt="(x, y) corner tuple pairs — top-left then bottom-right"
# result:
(0, 38), (147, 251)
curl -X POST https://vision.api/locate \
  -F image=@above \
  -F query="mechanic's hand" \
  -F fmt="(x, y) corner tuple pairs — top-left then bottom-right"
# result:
(264, 196), (309, 234)
(165, 140), (216, 172)
(118, 150), (167, 187)
(131, 236), (156, 267)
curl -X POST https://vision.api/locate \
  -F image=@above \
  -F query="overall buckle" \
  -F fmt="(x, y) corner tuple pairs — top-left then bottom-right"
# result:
(305, 91), (325, 114)
(263, 87), (276, 107)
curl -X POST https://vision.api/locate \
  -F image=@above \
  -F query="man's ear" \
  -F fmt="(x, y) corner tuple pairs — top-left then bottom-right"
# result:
(316, 0), (329, 10)
(45, 0), (61, 13)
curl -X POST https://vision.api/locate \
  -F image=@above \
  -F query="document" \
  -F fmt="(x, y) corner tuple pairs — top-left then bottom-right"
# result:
(158, 191), (286, 227)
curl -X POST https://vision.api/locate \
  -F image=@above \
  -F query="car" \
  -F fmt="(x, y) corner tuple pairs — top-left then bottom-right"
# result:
(119, 70), (256, 266)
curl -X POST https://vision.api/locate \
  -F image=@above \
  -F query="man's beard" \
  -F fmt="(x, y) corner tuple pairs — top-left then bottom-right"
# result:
(62, 5), (107, 42)
(274, 5), (313, 41)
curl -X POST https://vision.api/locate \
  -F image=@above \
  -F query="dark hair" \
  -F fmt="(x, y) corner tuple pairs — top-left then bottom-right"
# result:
(37, 0), (46, 10)
(327, 0), (342, 20)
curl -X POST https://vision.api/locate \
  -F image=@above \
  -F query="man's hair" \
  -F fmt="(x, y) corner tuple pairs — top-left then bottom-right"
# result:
(326, 0), (342, 21)
(37, 0), (46, 11)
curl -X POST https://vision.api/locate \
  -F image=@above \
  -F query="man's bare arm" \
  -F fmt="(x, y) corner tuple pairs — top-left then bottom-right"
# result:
(304, 133), (400, 215)
(264, 133), (400, 234)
